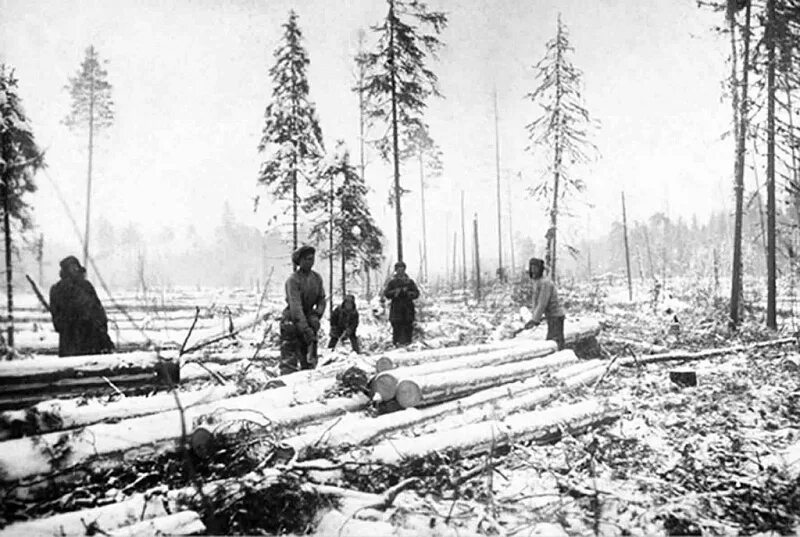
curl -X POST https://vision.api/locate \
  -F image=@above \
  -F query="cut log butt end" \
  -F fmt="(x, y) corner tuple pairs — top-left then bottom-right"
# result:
(370, 372), (399, 402)
(395, 380), (423, 409)
(375, 356), (395, 372)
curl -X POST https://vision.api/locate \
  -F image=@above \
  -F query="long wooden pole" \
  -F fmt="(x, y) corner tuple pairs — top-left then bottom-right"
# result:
(460, 190), (467, 288)
(388, 0), (403, 262)
(621, 192), (633, 301)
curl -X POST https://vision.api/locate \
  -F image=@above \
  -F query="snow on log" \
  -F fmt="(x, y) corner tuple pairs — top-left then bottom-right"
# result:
(370, 341), (559, 402)
(0, 352), (180, 410)
(0, 376), (356, 482)
(515, 317), (601, 345)
(376, 338), (547, 371)
(0, 492), (170, 537)
(393, 349), (579, 408)
(284, 359), (606, 459)
(108, 511), (205, 536)
(365, 399), (619, 464)
(620, 337), (797, 366)
(0, 384), (239, 440)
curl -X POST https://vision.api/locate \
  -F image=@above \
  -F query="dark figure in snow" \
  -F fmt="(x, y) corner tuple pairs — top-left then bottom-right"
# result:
(382, 261), (420, 346)
(279, 245), (326, 374)
(523, 257), (566, 350)
(49, 256), (115, 357)
(328, 294), (360, 353)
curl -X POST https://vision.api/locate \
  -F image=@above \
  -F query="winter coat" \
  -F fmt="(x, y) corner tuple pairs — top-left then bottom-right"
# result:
(49, 277), (114, 357)
(330, 302), (359, 335)
(283, 269), (326, 331)
(382, 276), (420, 324)
(531, 277), (565, 323)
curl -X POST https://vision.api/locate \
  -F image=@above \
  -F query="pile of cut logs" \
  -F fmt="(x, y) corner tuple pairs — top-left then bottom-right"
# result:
(0, 317), (618, 537)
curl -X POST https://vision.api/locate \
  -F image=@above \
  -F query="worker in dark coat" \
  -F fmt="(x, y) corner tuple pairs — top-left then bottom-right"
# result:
(524, 257), (566, 349)
(49, 256), (115, 357)
(382, 261), (420, 346)
(328, 294), (360, 353)
(280, 245), (326, 374)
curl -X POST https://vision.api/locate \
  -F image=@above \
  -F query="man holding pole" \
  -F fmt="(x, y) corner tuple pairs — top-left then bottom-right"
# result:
(279, 246), (326, 374)
(383, 261), (420, 346)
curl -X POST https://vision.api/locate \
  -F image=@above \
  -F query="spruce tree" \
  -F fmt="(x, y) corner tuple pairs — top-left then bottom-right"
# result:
(358, 0), (447, 263)
(257, 10), (325, 256)
(525, 14), (597, 282)
(306, 142), (383, 297)
(1, 65), (45, 348)
(63, 45), (114, 268)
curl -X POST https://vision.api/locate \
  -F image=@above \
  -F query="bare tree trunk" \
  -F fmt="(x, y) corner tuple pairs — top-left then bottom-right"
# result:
(329, 173), (334, 312)
(460, 190), (466, 289)
(494, 89), (504, 281)
(2, 174), (13, 348)
(643, 227), (655, 280)
(730, 0), (751, 327)
(766, 0), (777, 329)
(508, 173), (516, 278)
(547, 19), (564, 283)
(388, 0), (403, 263)
(452, 232), (457, 289)
(83, 62), (95, 270)
(37, 233), (44, 287)
(473, 214), (481, 301)
(419, 151), (428, 282)
(621, 192), (633, 301)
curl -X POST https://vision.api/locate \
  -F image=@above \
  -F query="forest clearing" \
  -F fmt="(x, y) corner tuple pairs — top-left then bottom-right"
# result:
(3, 0), (800, 534)
(0, 278), (798, 536)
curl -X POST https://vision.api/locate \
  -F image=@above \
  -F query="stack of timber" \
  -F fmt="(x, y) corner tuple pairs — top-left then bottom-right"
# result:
(0, 318), (613, 536)
(0, 351), (180, 411)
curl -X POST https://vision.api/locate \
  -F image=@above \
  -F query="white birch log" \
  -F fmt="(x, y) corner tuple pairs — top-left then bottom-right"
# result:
(370, 340), (558, 402)
(284, 359), (605, 459)
(108, 511), (206, 537)
(365, 399), (618, 464)
(0, 376), (354, 482)
(394, 350), (579, 408)
(0, 492), (170, 537)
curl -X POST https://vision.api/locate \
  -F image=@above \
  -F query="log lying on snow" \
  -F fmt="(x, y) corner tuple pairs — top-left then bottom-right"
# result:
(108, 511), (206, 537)
(389, 350), (579, 408)
(0, 351), (180, 410)
(365, 398), (620, 465)
(285, 359), (606, 459)
(620, 336), (797, 366)
(371, 340), (558, 402)
(515, 316), (601, 345)
(392, 353), (572, 409)
(0, 375), (361, 483)
(0, 384), (239, 440)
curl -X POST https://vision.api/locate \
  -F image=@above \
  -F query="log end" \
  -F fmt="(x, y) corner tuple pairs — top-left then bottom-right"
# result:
(395, 379), (422, 409)
(375, 356), (395, 372)
(370, 372), (399, 402)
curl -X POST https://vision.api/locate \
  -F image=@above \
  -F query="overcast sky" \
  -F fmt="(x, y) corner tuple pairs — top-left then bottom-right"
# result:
(1, 0), (731, 277)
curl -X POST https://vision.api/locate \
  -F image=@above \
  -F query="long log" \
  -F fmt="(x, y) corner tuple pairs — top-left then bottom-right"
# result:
(365, 399), (619, 464)
(108, 511), (206, 537)
(284, 359), (606, 459)
(620, 337), (796, 366)
(0, 375), (356, 483)
(0, 491), (170, 537)
(393, 350), (579, 408)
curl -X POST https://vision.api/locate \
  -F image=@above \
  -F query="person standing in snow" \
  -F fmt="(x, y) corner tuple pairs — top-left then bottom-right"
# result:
(328, 294), (360, 353)
(382, 261), (420, 346)
(524, 257), (566, 350)
(279, 245), (326, 374)
(49, 256), (115, 357)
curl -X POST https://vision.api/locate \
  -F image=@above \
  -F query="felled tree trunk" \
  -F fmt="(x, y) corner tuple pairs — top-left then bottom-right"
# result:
(284, 359), (605, 459)
(376, 338), (554, 371)
(365, 399), (619, 464)
(620, 337), (796, 366)
(0, 376), (358, 483)
(392, 350), (579, 408)
(0, 351), (180, 410)
(108, 511), (206, 537)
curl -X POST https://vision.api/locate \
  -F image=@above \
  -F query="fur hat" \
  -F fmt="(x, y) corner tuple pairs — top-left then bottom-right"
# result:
(394, 261), (406, 269)
(528, 257), (545, 278)
(292, 245), (316, 265)
(59, 255), (86, 273)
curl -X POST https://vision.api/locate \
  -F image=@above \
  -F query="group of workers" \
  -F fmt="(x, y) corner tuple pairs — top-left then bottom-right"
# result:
(46, 247), (565, 376)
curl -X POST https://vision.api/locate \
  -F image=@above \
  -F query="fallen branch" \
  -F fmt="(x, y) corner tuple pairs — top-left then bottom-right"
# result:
(619, 337), (797, 366)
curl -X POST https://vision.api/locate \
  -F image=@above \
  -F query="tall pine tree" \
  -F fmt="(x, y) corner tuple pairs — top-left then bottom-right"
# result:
(257, 10), (325, 256)
(525, 14), (597, 282)
(63, 45), (114, 269)
(358, 0), (446, 263)
(1, 66), (45, 348)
